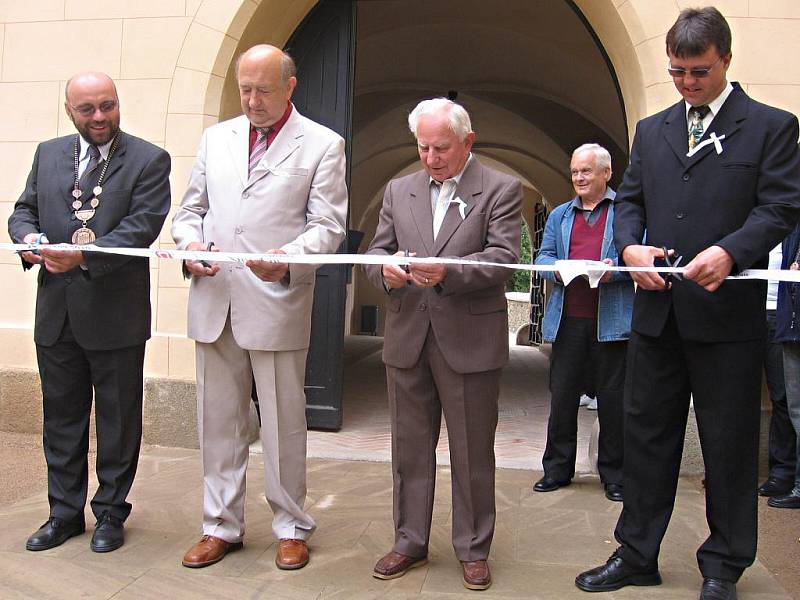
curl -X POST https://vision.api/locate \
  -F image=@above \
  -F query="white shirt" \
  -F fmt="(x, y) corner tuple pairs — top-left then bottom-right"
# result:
(766, 243), (782, 310)
(429, 154), (473, 238)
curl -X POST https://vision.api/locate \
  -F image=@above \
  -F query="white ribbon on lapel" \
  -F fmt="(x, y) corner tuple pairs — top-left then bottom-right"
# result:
(448, 196), (467, 220)
(686, 132), (726, 158)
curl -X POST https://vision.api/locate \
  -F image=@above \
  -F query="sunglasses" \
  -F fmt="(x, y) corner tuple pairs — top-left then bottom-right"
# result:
(667, 56), (722, 79)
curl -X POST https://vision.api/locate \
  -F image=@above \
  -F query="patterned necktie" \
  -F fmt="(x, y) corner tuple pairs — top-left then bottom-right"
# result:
(248, 127), (270, 176)
(432, 179), (456, 239)
(687, 105), (710, 150)
(78, 145), (102, 196)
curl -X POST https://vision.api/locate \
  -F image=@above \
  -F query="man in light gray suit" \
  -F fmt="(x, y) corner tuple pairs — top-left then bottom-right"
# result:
(172, 44), (347, 571)
(365, 98), (522, 591)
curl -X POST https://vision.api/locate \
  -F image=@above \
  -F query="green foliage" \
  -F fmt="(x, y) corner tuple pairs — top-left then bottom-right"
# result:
(509, 222), (532, 293)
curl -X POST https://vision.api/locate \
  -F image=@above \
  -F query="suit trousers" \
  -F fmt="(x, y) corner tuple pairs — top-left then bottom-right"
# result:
(387, 328), (500, 561)
(36, 317), (145, 523)
(764, 311), (796, 481)
(542, 317), (626, 485)
(196, 314), (315, 543)
(615, 311), (763, 582)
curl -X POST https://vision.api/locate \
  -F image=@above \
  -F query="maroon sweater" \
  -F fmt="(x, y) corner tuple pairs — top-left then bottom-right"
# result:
(563, 203), (609, 318)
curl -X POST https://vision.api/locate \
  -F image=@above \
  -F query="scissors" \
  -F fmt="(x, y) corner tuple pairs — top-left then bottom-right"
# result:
(661, 246), (683, 285)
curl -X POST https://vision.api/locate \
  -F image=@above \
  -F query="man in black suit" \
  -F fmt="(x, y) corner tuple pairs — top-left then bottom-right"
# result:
(575, 8), (800, 600)
(8, 72), (171, 553)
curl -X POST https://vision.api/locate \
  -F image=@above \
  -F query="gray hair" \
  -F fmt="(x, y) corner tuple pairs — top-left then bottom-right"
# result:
(408, 98), (472, 142)
(572, 143), (612, 171)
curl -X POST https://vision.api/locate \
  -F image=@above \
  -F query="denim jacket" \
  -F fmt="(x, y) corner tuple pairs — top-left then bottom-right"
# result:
(535, 189), (634, 342)
(775, 224), (800, 343)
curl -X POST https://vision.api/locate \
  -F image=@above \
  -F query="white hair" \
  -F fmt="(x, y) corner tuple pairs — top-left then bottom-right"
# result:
(408, 98), (472, 142)
(572, 143), (612, 171)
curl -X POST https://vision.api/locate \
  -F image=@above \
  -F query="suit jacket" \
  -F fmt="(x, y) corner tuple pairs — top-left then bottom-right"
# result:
(8, 132), (171, 350)
(171, 109), (348, 351)
(365, 159), (522, 374)
(614, 83), (800, 342)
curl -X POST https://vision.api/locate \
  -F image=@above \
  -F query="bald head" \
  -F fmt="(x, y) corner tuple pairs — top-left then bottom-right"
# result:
(64, 71), (120, 145)
(65, 72), (118, 104)
(235, 44), (296, 84)
(236, 44), (297, 128)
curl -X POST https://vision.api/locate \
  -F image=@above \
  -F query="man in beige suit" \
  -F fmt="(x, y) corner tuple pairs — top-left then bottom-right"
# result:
(171, 44), (347, 570)
(365, 98), (522, 591)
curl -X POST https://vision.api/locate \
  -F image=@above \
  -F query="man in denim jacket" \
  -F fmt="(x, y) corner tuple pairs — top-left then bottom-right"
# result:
(533, 143), (634, 502)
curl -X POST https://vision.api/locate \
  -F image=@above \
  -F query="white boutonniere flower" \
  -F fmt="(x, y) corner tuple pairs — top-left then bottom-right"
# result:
(448, 196), (467, 219)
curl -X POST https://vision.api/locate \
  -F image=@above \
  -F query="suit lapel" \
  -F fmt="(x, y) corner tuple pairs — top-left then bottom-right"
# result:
(95, 132), (128, 191)
(663, 101), (691, 169)
(432, 159), (480, 256)
(409, 174), (434, 255)
(60, 136), (78, 208)
(228, 116), (250, 189)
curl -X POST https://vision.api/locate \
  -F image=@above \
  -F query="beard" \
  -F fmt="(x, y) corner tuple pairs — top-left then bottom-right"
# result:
(74, 118), (120, 146)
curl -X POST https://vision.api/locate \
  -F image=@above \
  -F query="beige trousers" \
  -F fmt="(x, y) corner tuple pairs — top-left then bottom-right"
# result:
(195, 316), (315, 543)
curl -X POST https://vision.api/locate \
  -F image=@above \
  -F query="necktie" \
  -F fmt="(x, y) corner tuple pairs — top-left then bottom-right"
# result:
(432, 179), (456, 239)
(78, 145), (102, 196)
(687, 105), (710, 150)
(248, 127), (270, 176)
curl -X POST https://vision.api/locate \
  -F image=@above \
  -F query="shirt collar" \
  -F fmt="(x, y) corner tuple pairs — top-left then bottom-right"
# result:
(569, 187), (615, 211)
(429, 153), (473, 188)
(250, 102), (293, 137)
(78, 134), (113, 161)
(684, 81), (734, 120)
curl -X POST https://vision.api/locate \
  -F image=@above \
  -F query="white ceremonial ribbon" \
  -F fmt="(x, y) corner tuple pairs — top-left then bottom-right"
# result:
(686, 132), (725, 158)
(5, 244), (800, 287)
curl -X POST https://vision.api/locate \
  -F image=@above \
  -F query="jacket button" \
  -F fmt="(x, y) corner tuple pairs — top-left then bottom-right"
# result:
(682, 173), (690, 181)
(418, 303), (427, 311)
(676, 213), (684, 219)
(235, 226), (243, 234)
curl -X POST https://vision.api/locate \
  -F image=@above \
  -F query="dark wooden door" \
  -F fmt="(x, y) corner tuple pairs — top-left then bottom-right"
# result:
(285, 0), (355, 430)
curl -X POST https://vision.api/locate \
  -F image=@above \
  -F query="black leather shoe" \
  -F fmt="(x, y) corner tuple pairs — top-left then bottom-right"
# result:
(575, 551), (661, 592)
(767, 487), (800, 509)
(90, 512), (124, 553)
(26, 517), (85, 551)
(699, 577), (737, 600)
(534, 475), (571, 492)
(758, 477), (793, 497)
(604, 483), (623, 502)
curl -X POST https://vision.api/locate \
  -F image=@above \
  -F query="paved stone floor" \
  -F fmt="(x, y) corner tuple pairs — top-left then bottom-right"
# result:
(0, 336), (794, 598)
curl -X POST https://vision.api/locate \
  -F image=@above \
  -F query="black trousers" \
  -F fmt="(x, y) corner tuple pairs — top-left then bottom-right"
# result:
(615, 312), (763, 582)
(542, 317), (626, 485)
(36, 318), (145, 523)
(764, 310), (796, 481)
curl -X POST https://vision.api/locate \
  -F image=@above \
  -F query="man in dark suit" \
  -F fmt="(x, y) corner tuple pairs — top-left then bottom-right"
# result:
(8, 72), (171, 554)
(575, 8), (800, 600)
(365, 98), (521, 591)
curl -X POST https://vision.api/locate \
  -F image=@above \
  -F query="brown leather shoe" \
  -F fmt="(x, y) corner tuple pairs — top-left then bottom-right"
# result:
(275, 538), (309, 570)
(462, 560), (491, 590)
(373, 550), (428, 580)
(182, 535), (243, 568)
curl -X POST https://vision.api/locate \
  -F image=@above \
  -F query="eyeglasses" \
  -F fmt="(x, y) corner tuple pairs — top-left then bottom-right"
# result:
(69, 100), (118, 117)
(667, 56), (722, 79)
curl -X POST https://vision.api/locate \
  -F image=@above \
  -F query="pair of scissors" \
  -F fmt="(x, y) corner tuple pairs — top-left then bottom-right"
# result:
(661, 246), (683, 285)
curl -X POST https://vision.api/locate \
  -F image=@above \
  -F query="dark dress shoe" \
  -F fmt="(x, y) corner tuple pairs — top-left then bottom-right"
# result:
(700, 577), (737, 600)
(758, 477), (793, 497)
(26, 517), (85, 551)
(462, 559), (491, 590)
(767, 487), (800, 509)
(91, 512), (125, 552)
(534, 475), (571, 492)
(575, 551), (662, 592)
(183, 535), (243, 568)
(373, 550), (428, 580)
(604, 483), (623, 502)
